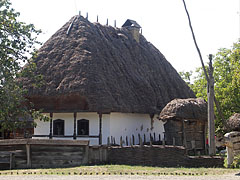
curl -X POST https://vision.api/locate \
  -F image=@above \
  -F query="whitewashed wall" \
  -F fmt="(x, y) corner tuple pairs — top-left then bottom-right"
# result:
(109, 113), (165, 145)
(34, 112), (165, 145)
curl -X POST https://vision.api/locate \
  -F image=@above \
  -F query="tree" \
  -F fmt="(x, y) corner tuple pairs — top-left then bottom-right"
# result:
(0, 0), (47, 136)
(181, 42), (240, 134)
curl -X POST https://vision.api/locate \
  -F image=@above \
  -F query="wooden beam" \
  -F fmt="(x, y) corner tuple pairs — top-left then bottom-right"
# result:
(0, 139), (89, 146)
(208, 55), (216, 156)
(73, 112), (77, 140)
(26, 144), (31, 168)
(49, 112), (53, 139)
(98, 113), (102, 145)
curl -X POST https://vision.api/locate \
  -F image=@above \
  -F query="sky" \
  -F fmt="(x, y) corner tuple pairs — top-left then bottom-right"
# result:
(11, 0), (240, 73)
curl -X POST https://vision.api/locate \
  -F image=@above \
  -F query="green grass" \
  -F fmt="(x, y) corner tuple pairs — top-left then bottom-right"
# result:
(0, 165), (239, 176)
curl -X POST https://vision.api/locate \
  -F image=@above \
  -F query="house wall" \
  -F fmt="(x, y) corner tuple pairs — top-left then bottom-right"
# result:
(109, 113), (165, 145)
(34, 112), (165, 145)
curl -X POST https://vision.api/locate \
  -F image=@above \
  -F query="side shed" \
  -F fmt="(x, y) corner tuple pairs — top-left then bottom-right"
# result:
(159, 98), (207, 153)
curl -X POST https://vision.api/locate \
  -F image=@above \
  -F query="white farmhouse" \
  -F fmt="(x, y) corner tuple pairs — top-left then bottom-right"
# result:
(24, 16), (195, 145)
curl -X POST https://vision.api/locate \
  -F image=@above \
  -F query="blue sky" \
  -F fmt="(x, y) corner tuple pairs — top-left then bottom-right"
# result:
(11, 0), (239, 73)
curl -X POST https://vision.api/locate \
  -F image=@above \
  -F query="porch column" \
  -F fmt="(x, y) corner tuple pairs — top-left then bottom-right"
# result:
(98, 113), (102, 145)
(49, 112), (53, 139)
(73, 112), (77, 140)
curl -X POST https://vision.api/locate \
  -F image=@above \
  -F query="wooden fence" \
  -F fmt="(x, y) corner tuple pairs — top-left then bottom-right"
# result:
(0, 139), (89, 169)
(106, 133), (202, 155)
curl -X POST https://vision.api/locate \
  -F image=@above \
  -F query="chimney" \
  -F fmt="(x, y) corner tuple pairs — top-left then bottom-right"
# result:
(122, 19), (141, 43)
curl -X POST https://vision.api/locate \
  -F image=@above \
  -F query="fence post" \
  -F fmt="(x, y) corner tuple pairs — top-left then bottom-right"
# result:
(126, 136), (128, 146)
(120, 136), (123, 147)
(227, 146), (234, 167)
(26, 144), (31, 168)
(173, 137), (176, 146)
(140, 136), (143, 148)
(113, 137), (116, 145)
(150, 136), (153, 147)
(132, 135), (135, 145)
(107, 137), (110, 147)
(138, 134), (141, 145)
(191, 140), (196, 155)
(111, 136), (113, 145)
(130, 137), (133, 147)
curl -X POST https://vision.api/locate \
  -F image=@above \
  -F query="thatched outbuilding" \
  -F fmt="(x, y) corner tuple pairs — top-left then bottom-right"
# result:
(159, 98), (207, 152)
(22, 15), (195, 145)
(226, 113), (240, 132)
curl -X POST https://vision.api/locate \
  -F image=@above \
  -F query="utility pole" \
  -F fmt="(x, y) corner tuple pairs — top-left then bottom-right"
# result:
(208, 54), (216, 155)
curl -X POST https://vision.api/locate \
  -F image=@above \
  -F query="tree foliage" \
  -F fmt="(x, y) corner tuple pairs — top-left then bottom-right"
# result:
(179, 42), (240, 133)
(0, 0), (47, 136)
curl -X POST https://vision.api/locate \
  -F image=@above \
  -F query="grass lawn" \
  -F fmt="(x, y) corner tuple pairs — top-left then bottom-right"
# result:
(0, 165), (239, 176)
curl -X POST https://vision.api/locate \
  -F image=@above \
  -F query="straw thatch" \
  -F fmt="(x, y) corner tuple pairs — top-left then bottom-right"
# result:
(226, 113), (240, 131)
(159, 98), (207, 121)
(22, 15), (195, 113)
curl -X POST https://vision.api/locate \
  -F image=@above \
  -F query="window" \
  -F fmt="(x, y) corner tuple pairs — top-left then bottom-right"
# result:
(77, 119), (89, 135)
(53, 119), (64, 136)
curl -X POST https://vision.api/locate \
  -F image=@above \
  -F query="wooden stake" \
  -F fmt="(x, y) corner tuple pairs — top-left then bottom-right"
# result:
(49, 113), (53, 139)
(132, 135), (135, 145)
(120, 136), (123, 147)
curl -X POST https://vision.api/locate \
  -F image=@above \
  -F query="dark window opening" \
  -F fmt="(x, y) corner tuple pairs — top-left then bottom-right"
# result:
(77, 119), (89, 135)
(53, 119), (64, 136)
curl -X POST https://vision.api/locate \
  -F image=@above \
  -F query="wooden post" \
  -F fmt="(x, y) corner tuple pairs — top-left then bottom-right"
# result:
(208, 54), (216, 156)
(163, 139), (165, 148)
(111, 136), (113, 144)
(150, 136), (153, 147)
(183, 120), (187, 148)
(26, 144), (31, 168)
(98, 113), (102, 145)
(204, 121), (208, 154)
(120, 136), (123, 147)
(126, 136), (128, 146)
(140, 137), (143, 147)
(107, 137), (110, 146)
(132, 135), (135, 145)
(9, 153), (13, 170)
(73, 112), (77, 140)
(130, 137), (133, 147)
(191, 140), (196, 155)
(226, 145), (234, 167)
(49, 112), (53, 139)
(138, 133), (141, 145)
(173, 137), (176, 146)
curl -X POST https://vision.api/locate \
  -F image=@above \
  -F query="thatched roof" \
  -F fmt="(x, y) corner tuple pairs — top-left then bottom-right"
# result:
(226, 113), (240, 131)
(23, 15), (195, 113)
(159, 98), (207, 121)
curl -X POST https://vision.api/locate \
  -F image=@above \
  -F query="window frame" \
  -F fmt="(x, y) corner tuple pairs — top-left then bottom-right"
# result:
(53, 119), (65, 136)
(77, 119), (89, 136)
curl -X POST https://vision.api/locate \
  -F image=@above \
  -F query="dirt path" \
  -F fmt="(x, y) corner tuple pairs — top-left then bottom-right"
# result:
(0, 174), (240, 180)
